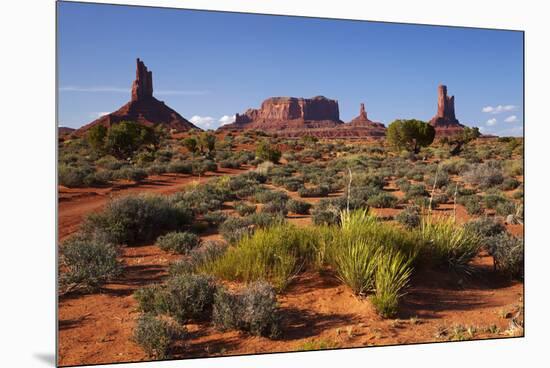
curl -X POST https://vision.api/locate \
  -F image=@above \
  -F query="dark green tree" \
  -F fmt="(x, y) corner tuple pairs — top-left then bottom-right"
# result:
(256, 140), (282, 163)
(105, 121), (157, 159)
(182, 137), (198, 155)
(87, 125), (107, 152)
(386, 119), (435, 154)
(446, 126), (481, 156)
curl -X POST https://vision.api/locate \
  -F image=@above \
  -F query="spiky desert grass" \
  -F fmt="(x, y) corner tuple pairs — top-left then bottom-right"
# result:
(417, 215), (480, 274)
(329, 209), (418, 301)
(199, 224), (318, 291)
(370, 249), (413, 318)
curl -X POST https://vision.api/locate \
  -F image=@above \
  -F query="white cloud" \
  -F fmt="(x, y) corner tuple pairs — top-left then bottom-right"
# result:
(90, 112), (110, 118)
(504, 115), (519, 123)
(60, 86), (209, 95)
(219, 115), (236, 126)
(481, 104), (517, 114)
(486, 118), (497, 126)
(190, 115), (215, 129)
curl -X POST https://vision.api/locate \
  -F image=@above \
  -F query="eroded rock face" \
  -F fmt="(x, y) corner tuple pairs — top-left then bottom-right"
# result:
(76, 59), (198, 135)
(429, 85), (464, 136)
(220, 96), (385, 138)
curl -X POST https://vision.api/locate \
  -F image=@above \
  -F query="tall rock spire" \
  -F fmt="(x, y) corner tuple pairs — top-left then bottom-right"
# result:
(435, 85), (456, 122)
(359, 103), (368, 120)
(429, 84), (464, 137)
(131, 58), (153, 101)
(76, 58), (198, 134)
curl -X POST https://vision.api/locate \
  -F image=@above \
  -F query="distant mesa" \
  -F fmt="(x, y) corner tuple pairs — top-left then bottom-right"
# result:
(429, 84), (465, 137)
(75, 58), (198, 135)
(58, 126), (76, 136)
(220, 97), (385, 138)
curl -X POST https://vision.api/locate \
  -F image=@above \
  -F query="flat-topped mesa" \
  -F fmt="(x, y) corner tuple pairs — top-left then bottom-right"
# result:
(75, 58), (198, 134)
(220, 97), (386, 138)
(220, 96), (343, 132)
(131, 58), (153, 101)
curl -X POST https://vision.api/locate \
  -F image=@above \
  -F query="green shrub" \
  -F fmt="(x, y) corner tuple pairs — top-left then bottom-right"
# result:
(396, 206), (421, 229)
(134, 284), (166, 314)
(133, 314), (185, 359)
(286, 199), (312, 215)
(59, 165), (95, 188)
(219, 216), (253, 243)
(495, 201), (516, 216)
(500, 177), (520, 191)
(146, 164), (168, 176)
(219, 159), (241, 169)
(464, 217), (506, 239)
(487, 233), (523, 279)
(203, 211), (227, 226)
(464, 197), (484, 215)
(235, 203), (256, 216)
(161, 274), (218, 323)
(370, 250), (413, 318)
(213, 281), (280, 338)
(256, 141), (282, 163)
(254, 189), (289, 204)
(113, 167), (148, 182)
(261, 202), (288, 216)
(167, 161), (192, 174)
(464, 164), (504, 189)
(405, 184), (429, 199)
(157, 231), (199, 254)
(169, 241), (228, 276)
(60, 236), (122, 292)
(367, 193), (398, 208)
(298, 185), (330, 198)
(82, 194), (192, 245)
(395, 178), (411, 192)
(483, 193), (508, 210)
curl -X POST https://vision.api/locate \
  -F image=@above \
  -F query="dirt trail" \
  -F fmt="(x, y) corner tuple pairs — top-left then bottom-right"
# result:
(58, 167), (250, 240)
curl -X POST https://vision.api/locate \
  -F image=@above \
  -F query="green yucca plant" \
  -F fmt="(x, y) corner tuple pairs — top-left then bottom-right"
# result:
(418, 215), (480, 274)
(370, 249), (413, 318)
(333, 239), (379, 295)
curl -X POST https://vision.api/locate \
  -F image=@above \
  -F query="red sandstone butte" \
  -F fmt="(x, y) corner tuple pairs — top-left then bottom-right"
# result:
(219, 97), (385, 138)
(75, 58), (198, 135)
(429, 84), (465, 137)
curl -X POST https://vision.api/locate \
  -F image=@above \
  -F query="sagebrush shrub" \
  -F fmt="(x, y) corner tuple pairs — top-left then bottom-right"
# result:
(82, 194), (192, 245)
(203, 211), (227, 226)
(60, 236), (122, 292)
(487, 233), (523, 279)
(213, 282), (280, 338)
(286, 199), (312, 215)
(367, 192), (398, 208)
(235, 202), (256, 216)
(161, 274), (218, 323)
(298, 185), (330, 198)
(133, 314), (185, 359)
(169, 241), (228, 276)
(113, 167), (148, 182)
(396, 206), (421, 229)
(157, 231), (199, 254)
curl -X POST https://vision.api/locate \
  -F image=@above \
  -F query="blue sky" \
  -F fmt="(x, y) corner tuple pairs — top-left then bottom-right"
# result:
(57, 2), (524, 136)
